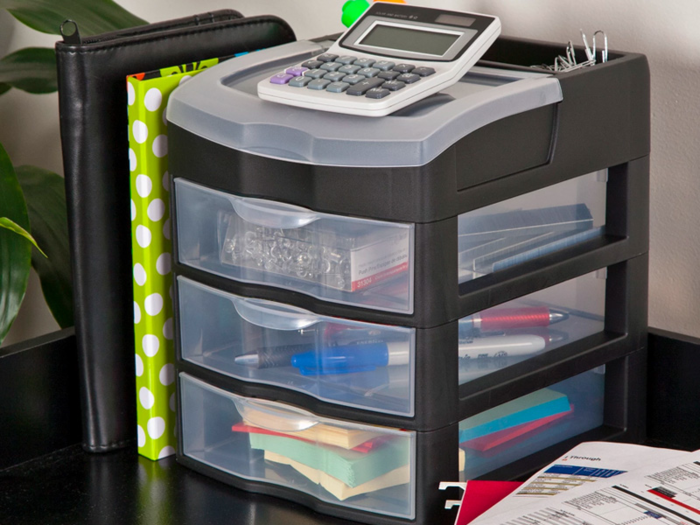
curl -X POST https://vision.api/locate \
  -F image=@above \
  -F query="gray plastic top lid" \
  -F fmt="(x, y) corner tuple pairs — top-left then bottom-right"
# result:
(167, 40), (562, 168)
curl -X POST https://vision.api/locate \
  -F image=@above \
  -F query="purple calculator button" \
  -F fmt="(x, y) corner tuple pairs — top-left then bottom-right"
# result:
(285, 66), (308, 76)
(270, 73), (294, 84)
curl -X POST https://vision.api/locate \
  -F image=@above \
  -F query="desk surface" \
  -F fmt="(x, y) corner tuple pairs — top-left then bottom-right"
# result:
(0, 444), (457, 525)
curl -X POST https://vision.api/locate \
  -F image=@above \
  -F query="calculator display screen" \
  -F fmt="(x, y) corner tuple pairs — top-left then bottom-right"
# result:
(358, 24), (468, 56)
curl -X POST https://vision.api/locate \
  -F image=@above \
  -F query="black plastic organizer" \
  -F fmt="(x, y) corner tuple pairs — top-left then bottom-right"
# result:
(169, 35), (649, 525)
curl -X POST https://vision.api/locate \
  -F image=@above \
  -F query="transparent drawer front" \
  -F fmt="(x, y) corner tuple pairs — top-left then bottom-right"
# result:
(458, 269), (606, 385)
(174, 179), (414, 313)
(459, 366), (605, 480)
(178, 277), (416, 416)
(180, 373), (416, 518)
(458, 171), (607, 283)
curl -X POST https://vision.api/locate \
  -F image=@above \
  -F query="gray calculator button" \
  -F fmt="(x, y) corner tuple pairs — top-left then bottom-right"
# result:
(342, 74), (365, 85)
(304, 68), (327, 79)
(289, 76), (313, 87)
(396, 73), (420, 84)
(326, 81), (350, 93)
(335, 55), (357, 65)
(301, 59), (323, 69)
(378, 71), (400, 81)
(307, 78), (331, 90)
(323, 71), (346, 82)
(392, 63), (415, 73)
(357, 67), (380, 78)
(412, 67), (436, 77)
(346, 77), (384, 96)
(381, 80), (405, 91)
(365, 88), (390, 99)
(353, 58), (375, 68)
(320, 62), (342, 72)
(317, 53), (339, 62)
(338, 64), (361, 75)
(373, 60), (395, 71)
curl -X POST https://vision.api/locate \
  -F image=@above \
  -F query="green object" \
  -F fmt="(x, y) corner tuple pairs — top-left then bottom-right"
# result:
(128, 57), (221, 461)
(250, 433), (409, 488)
(0, 47), (57, 94)
(341, 0), (370, 27)
(0, 217), (43, 256)
(16, 166), (73, 328)
(0, 0), (147, 36)
(0, 143), (31, 344)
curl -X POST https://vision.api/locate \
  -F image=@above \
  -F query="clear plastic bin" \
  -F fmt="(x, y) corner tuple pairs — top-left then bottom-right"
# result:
(180, 373), (416, 518)
(459, 365), (606, 480)
(174, 179), (414, 313)
(458, 269), (606, 385)
(178, 277), (416, 416)
(458, 171), (607, 283)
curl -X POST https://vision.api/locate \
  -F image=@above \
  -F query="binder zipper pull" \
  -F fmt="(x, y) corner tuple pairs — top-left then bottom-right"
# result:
(60, 20), (82, 45)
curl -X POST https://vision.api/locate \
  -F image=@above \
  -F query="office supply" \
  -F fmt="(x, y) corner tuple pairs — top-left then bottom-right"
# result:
(258, 3), (501, 116)
(233, 344), (310, 369)
(55, 11), (295, 453)
(265, 450), (410, 501)
(459, 307), (568, 337)
(248, 431), (409, 488)
(291, 341), (410, 375)
(459, 334), (546, 360)
(458, 389), (571, 443)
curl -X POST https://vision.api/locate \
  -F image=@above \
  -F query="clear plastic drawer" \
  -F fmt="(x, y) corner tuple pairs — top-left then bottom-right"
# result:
(458, 269), (606, 385)
(459, 171), (607, 283)
(459, 365), (606, 480)
(178, 277), (415, 416)
(174, 179), (414, 313)
(180, 373), (416, 518)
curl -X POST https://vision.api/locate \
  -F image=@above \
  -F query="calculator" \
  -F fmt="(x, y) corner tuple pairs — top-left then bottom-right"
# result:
(257, 3), (501, 117)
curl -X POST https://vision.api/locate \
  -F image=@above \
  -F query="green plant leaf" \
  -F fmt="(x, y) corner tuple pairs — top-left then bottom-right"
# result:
(16, 165), (73, 329)
(0, 217), (46, 257)
(0, 143), (32, 344)
(0, 47), (57, 94)
(0, 0), (147, 36)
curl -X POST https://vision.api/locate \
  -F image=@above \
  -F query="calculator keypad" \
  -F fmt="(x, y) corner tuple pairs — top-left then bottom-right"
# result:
(268, 54), (435, 100)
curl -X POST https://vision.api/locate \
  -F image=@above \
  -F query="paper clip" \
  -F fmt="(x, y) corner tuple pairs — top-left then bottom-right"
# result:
(532, 30), (608, 72)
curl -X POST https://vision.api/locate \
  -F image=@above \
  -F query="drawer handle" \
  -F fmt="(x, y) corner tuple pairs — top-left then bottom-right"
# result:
(232, 397), (318, 432)
(231, 295), (320, 331)
(228, 194), (320, 229)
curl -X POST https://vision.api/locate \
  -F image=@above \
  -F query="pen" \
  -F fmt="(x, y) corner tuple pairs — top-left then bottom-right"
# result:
(291, 341), (410, 376)
(234, 343), (311, 369)
(459, 334), (546, 359)
(459, 307), (568, 337)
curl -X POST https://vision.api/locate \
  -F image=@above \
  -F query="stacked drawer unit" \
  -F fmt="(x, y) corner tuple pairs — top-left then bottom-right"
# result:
(167, 36), (650, 525)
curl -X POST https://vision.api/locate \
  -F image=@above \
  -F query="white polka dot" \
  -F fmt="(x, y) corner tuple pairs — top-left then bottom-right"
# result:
(159, 364), (175, 386)
(137, 425), (146, 447)
(163, 219), (171, 240)
(162, 171), (170, 191)
(145, 293), (163, 316)
(163, 318), (174, 340)
(135, 353), (144, 376)
(158, 446), (175, 459)
(152, 135), (168, 158)
(142, 334), (160, 357)
(144, 88), (163, 111)
(134, 301), (142, 324)
(129, 149), (137, 172)
(147, 417), (166, 439)
(140, 387), (155, 409)
(135, 174), (152, 198)
(156, 253), (171, 275)
(133, 263), (147, 286)
(127, 82), (135, 106)
(179, 75), (192, 85)
(132, 120), (148, 144)
(147, 199), (165, 221)
(131, 199), (136, 221)
(136, 225), (152, 248)
(170, 393), (176, 412)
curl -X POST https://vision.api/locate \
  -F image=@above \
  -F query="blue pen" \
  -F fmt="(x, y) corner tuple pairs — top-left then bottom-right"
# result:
(291, 342), (410, 376)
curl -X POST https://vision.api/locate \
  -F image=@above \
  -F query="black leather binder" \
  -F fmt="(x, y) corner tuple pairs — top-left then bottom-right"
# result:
(55, 11), (295, 452)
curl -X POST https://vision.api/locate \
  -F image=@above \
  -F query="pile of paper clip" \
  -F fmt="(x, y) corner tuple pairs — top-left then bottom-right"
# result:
(533, 30), (608, 72)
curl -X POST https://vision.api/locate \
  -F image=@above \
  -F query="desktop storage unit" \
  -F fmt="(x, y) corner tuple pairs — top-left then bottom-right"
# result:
(168, 35), (649, 525)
